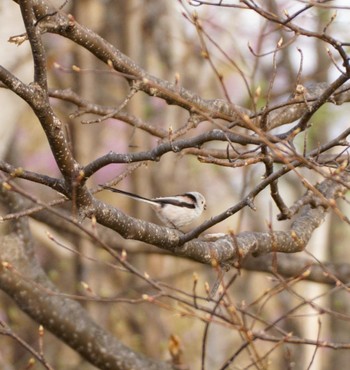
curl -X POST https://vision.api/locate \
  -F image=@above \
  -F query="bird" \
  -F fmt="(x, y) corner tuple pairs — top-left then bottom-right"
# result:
(100, 185), (206, 229)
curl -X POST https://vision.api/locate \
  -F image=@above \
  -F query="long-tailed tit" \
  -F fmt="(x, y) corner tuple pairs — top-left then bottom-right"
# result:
(100, 185), (206, 229)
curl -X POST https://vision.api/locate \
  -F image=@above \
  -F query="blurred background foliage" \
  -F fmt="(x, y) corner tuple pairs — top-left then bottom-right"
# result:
(1, 1), (350, 369)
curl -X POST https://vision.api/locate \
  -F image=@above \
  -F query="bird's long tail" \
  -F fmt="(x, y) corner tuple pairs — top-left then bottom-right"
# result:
(99, 185), (157, 205)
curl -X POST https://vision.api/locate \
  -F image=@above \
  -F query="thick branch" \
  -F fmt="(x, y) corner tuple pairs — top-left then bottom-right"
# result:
(0, 67), (77, 184)
(83, 129), (260, 177)
(19, 0), (48, 88)
(94, 174), (347, 268)
(25, 1), (350, 131)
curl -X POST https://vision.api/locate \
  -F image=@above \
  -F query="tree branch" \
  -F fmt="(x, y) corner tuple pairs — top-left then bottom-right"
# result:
(0, 187), (175, 370)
